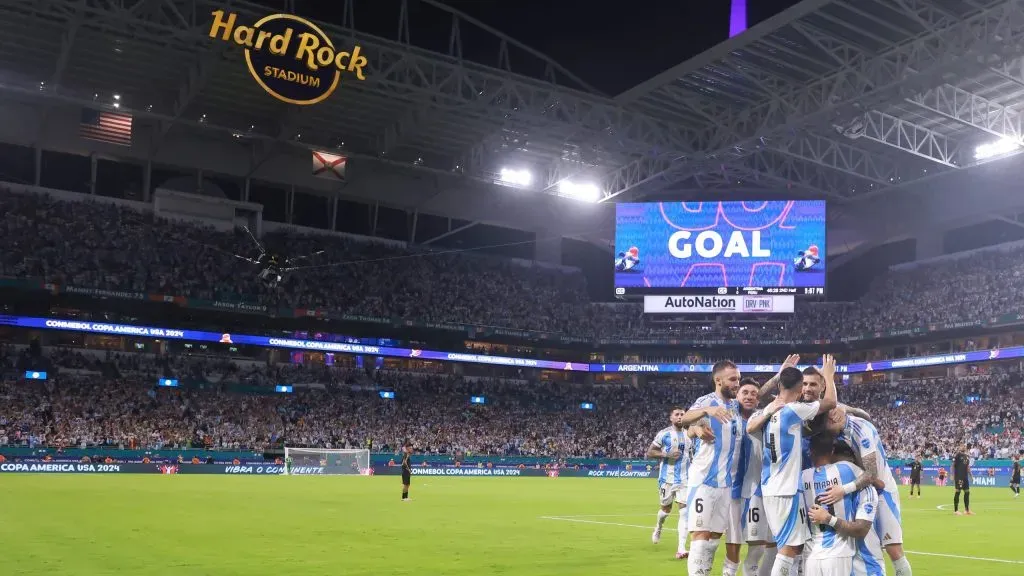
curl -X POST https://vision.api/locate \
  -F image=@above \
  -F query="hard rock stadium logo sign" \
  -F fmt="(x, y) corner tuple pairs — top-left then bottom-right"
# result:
(208, 10), (367, 105)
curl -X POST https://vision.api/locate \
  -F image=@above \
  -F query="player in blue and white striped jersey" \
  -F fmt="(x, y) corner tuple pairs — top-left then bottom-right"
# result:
(802, 433), (885, 576)
(747, 356), (837, 576)
(822, 408), (911, 576)
(647, 407), (693, 559)
(678, 360), (744, 576)
(732, 379), (777, 576)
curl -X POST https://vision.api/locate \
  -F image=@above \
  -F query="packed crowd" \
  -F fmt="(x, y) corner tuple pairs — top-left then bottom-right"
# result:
(838, 371), (1024, 460)
(3, 188), (1024, 342)
(0, 345), (703, 456)
(2, 345), (1021, 460)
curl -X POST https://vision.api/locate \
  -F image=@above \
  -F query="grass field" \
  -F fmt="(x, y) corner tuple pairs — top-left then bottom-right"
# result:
(1, 475), (1020, 575)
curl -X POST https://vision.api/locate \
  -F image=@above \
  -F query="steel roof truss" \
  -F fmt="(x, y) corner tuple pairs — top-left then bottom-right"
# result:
(859, 110), (962, 167)
(600, 0), (1024, 202)
(907, 82), (1023, 143)
(772, 132), (903, 186)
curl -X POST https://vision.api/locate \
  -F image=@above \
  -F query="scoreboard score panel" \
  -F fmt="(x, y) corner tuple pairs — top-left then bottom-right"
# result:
(614, 201), (827, 296)
(643, 294), (795, 314)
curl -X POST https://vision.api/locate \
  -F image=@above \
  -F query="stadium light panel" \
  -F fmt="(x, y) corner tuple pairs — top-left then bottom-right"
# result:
(558, 180), (600, 202)
(975, 138), (1021, 160)
(499, 168), (532, 186)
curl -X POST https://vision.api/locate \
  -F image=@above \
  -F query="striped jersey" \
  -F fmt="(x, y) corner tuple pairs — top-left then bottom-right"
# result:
(801, 462), (881, 568)
(760, 401), (820, 497)
(736, 412), (763, 499)
(687, 392), (742, 489)
(651, 426), (690, 486)
(838, 415), (898, 494)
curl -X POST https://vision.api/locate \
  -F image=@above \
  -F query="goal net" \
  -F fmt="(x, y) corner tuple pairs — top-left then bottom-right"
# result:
(283, 447), (371, 476)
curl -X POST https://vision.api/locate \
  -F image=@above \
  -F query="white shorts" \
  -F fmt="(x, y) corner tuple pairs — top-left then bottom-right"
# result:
(876, 489), (903, 546)
(659, 483), (686, 507)
(805, 557), (852, 576)
(763, 494), (810, 548)
(741, 495), (772, 543)
(686, 485), (730, 533)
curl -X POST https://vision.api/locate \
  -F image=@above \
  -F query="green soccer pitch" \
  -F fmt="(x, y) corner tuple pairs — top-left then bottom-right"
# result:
(1, 475), (1020, 575)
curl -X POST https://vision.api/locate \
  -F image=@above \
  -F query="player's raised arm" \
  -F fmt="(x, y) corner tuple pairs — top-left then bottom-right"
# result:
(839, 404), (871, 421)
(746, 400), (779, 434)
(757, 353), (800, 401)
(817, 355), (838, 415)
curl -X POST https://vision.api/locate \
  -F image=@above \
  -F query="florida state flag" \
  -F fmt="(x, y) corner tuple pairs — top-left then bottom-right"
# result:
(313, 150), (347, 180)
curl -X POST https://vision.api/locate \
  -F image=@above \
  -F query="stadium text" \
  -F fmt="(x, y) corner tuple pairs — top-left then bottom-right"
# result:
(586, 470), (652, 478)
(615, 365), (661, 372)
(0, 463), (122, 473)
(660, 296), (736, 310)
(209, 10), (367, 105)
(44, 319), (184, 338)
(223, 465), (284, 474)
(644, 295), (794, 315)
(668, 231), (769, 259)
(411, 468), (522, 476)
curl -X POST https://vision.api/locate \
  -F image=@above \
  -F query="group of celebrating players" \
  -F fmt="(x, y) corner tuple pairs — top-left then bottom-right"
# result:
(648, 355), (913, 576)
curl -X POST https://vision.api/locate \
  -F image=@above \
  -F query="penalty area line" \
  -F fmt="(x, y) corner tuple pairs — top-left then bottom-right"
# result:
(538, 516), (1024, 565)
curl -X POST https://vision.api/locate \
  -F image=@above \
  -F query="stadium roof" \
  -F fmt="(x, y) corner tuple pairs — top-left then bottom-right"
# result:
(3, 0), (1024, 253)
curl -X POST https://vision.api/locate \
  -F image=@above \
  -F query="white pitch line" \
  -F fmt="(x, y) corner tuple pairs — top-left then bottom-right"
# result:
(538, 516), (1024, 565)
(542, 514), (660, 519)
(935, 504), (1019, 511)
(906, 551), (1024, 565)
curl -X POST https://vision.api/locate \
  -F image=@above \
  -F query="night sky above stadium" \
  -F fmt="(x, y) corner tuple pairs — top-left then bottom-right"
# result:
(263, 0), (804, 95)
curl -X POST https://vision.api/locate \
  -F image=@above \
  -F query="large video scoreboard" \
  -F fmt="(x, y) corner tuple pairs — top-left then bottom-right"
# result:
(614, 201), (827, 298)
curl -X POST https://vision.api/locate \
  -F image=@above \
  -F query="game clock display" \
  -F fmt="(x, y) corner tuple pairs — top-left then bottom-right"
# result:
(613, 201), (827, 296)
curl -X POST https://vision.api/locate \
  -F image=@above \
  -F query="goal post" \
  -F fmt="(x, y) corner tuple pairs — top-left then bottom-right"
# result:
(283, 447), (371, 476)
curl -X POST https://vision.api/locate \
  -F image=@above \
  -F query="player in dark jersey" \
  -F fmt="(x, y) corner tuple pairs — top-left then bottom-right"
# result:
(1011, 454), (1021, 498)
(909, 456), (923, 498)
(401, 441), (413, 501)
(952, 445), (973, 515)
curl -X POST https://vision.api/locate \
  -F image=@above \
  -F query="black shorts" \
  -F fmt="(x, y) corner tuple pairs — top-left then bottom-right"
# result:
(955, 478), (970, 490)
(1011, 476), (1021, 485)
(910, 476), (921, 484)
(402, 471), (411, 484)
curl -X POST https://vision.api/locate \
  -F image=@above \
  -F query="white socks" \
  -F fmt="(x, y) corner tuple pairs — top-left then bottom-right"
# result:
(742, 544), (764, 576)
(723, 559), (739, 576)
(678, 512), (688, 553)
(687, 539), (719, 576)
(687, 541), (705, 576)
(758, 547), (777, 576)
(893, 555), (913, 576)
(656, 509), (669, 530)
(770, 554), (794, 576)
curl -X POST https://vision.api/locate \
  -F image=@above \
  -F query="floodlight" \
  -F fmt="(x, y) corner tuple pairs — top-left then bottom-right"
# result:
(975, 138), (1021, 160)
(499, 168), (532, 186)
(558, 180), (600, 202)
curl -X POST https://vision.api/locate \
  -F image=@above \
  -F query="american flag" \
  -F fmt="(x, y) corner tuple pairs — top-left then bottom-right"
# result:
(80, 109), (133, 146)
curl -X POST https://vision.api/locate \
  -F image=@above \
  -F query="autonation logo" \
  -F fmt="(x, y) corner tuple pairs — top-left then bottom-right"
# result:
(644, 295), (739, 314)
